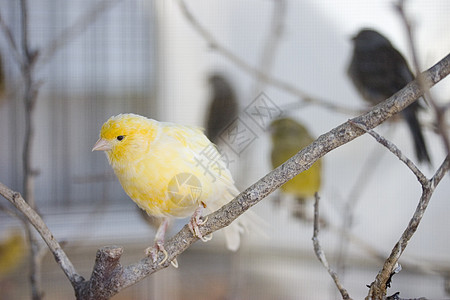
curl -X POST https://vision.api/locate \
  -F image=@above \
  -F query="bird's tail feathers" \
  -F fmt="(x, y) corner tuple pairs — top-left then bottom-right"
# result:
(402, 105), (430, 164)
(223, 209), (268, 251)
(209, 184), (268, 251)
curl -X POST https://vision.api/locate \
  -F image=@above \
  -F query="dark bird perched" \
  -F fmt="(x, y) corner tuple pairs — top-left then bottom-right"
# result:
(348, 28), (430, 164)
(205, 74), (238, 144)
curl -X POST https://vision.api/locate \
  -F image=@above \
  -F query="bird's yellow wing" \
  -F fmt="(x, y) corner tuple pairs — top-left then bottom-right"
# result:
(161, 124), (239, 210)
(117, 122), (236, 218)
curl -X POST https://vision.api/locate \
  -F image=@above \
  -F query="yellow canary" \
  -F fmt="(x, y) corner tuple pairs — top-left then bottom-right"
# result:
(0, 230), (26, 279)
(269, 118), (321, 220)
(93, 113), (254, 263)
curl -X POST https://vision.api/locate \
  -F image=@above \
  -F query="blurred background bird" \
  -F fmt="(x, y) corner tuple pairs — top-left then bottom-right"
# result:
(0, 229), (26, 279)
(205, 73), (239, 144)
(269, 118), (322, 222)
(93, 113), (258, 264)
(347, 28), (430, 164)
(0, 52), (5, 101)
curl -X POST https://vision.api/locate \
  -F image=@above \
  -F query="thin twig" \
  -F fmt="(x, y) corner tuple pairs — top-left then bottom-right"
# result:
(313, 193), (352, 300)
(0, 12), (23, 66)
(348, 120), (449, 299)
(0, 182), (84, 287)
(18, 0), (43, 298)
(395, 0), (450, 154)
(349, 121), (428, 185)
(251, 0), (285, 94)
(38, 0), (122, 67)
(367, 156), (449, 299)
(328, 220), (450, 276)
(20, 0), (39, 208)
(177, 0), (360, 115)
(0, 2), (129, 299)
(357, 117), (450, 298)
(0, 202), (28, 223)
(430, 155), (450, 188)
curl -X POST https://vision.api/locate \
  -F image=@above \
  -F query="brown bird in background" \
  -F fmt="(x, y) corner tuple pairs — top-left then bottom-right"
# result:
(348, 28), (430, 164)
(205, 73), (238, 144)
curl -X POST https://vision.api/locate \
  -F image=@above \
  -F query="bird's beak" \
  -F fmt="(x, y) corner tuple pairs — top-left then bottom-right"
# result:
(92, 138), (112, 151)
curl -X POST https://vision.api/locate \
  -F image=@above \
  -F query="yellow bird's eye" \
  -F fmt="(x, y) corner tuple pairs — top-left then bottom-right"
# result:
(117, 135), (125, 141)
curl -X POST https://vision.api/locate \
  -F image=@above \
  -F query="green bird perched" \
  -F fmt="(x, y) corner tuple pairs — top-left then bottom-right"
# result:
(269, 118), (322, 221)
(205, 73), (238, 144)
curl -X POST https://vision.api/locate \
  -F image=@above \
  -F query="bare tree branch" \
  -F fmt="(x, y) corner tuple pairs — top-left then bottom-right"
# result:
(38, 0), (122, 67)
(19, 0), (39, 209)
(349, 121), (428, 185)
(75, 247), (124, 300)
(0, 1), (124, 298)
(16, 0), (44, 298)
(327, 212), (450, 277)
(251, 0), (286, 94)
(46, 50), (450, 296)
(0, 201), (27, 222)
(0, 11), (23, 66)
(0, 51), (449, 299)
(360, 126), (450, 300)
(395, 0), (450, 154)
(177, 0), (360, 115)
(346, 120), (449, 298)
(386, 291), (428, 300)
(367, 156), (449, 299)
(313, 193), (352, 300)
(0, 182), (84, 287)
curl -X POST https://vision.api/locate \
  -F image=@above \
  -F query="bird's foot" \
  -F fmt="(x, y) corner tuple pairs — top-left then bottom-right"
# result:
(146, 239), (168, 265)
(145, 240), (178, 268)
(188, 207), (212, 242)
(144, 217), (177, 267)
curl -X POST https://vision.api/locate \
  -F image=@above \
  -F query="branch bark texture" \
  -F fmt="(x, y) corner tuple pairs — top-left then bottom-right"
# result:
(366, 155), (449, 300)
(0, 52), (449, 299)
(0, 182), (84, 287)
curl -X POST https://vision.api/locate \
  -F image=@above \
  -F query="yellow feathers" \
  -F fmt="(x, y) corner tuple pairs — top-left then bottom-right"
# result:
(93, 113), (255, 261)
(270, 118), (322, 219)
(95, 114), (230, 217)
(0, 230), (26, 278)
(94, 114), (157, 166)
